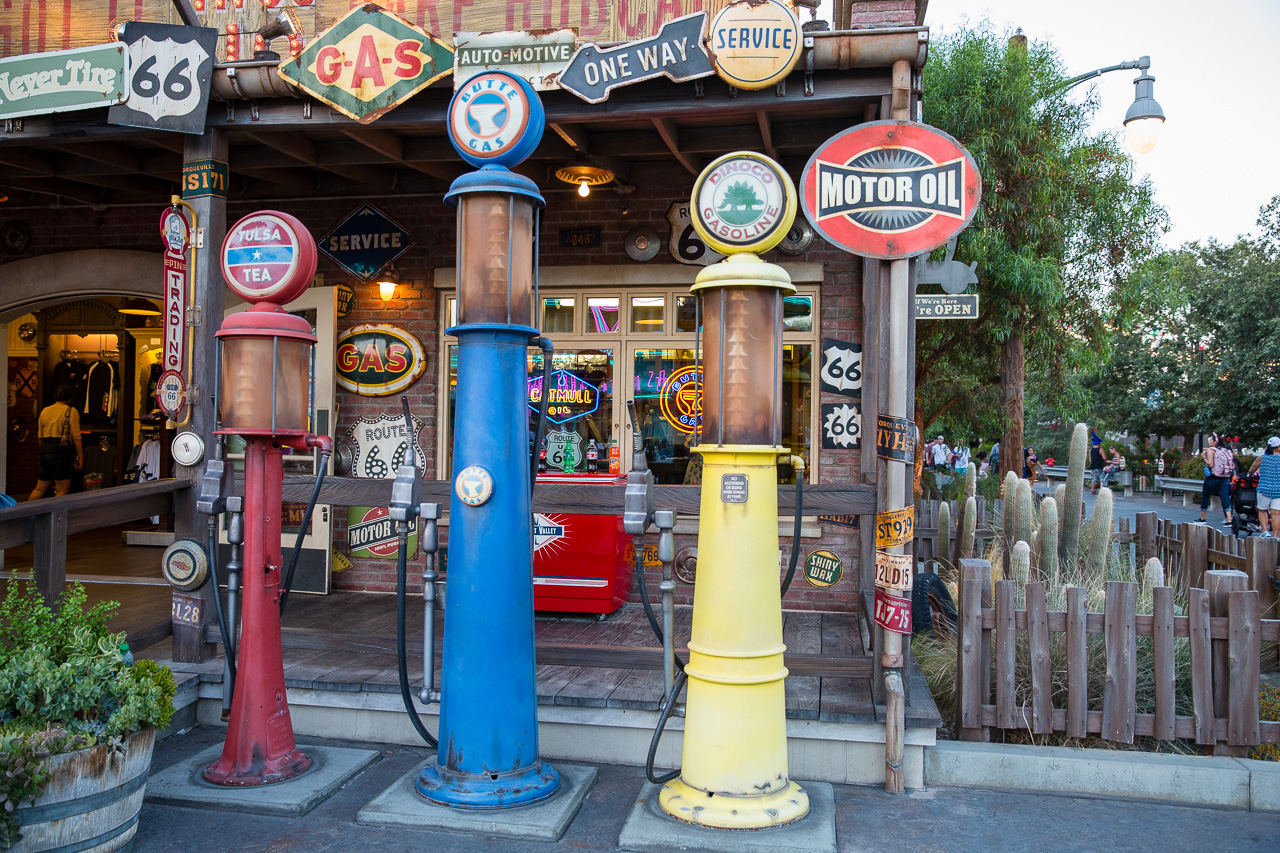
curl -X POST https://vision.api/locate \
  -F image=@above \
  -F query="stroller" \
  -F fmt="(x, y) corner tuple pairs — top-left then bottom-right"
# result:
(1230, 472), (1262, 537)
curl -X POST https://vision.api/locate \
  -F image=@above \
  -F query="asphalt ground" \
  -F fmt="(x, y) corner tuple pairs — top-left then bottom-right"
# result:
(135, 727), (1280, 853)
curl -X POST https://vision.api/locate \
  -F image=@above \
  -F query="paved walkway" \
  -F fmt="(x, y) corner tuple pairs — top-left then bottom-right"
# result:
(1032, 483), (1230, 528)
(134, 728), (1279, 853)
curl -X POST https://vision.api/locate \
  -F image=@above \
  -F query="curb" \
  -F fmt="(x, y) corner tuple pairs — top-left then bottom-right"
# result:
(924, 741), (1279, 812)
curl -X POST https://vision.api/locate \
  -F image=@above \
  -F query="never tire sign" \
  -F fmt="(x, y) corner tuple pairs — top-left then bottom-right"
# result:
(108, 22), (217, 135)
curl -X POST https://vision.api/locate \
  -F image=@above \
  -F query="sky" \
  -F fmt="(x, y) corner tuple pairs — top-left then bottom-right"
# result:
(818, 0), (1280, 248)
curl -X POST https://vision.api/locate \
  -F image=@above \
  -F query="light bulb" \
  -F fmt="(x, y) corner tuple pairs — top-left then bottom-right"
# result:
(379, 280), (396, 301)
(578, 181), (590, 198)
(1125, 116), (1162, 155)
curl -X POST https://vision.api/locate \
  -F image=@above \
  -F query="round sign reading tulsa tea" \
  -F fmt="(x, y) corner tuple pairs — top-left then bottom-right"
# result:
(221, 210), (318, 305)
(447, 71), (545, 169)
(691, 151), (797, 256)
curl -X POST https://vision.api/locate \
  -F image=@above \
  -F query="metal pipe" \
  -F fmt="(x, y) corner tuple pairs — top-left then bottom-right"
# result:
(222, 499), (244, 722)
(656, 510), (677, 698)
(419, 503), (441, 703)
(208, 28), (929, 101)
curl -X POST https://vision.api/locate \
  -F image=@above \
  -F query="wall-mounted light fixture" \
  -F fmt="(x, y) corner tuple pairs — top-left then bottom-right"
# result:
(377, 266), (400, 302)
(556, 163), (614, 198)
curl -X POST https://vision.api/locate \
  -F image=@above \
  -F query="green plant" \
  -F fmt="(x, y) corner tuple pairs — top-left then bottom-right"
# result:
(0, 582), (174, 848)
(1252, 684), (1280, 762)
(1063, 423), (1087, 562)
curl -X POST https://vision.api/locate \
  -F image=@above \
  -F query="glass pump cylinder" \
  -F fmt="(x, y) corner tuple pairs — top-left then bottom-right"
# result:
(455, 193), (536, 327)
(216, 305), (316, 435)
(692, 256), (793, 446)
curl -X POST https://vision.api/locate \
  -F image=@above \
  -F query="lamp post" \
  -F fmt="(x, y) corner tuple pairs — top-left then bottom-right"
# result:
(1054, 53), (1165, 154)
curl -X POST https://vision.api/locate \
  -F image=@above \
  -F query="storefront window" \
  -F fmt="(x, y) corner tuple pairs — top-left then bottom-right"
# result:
(630, 296), (665, 333)
(784, 295), (813, 332)
(527, 348), (614, 474)
(675, 295), (699, 333)
(586, 297), (619, 333)
(542, 296), (574, 333)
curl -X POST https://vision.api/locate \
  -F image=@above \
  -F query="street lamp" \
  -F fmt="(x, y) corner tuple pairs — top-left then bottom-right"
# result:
(1057, 54), (1165, 154)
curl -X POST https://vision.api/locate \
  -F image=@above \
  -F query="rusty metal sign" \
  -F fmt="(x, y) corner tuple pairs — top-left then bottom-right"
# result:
(874, 550), (913, 593)
(453, 29), (576, 91)
(277, 5), (453, 124)
(874, 587), (912, 634)
(556, 13), (713, 104)
(708, 0), (802, 91)
(875, 507), (914, 549)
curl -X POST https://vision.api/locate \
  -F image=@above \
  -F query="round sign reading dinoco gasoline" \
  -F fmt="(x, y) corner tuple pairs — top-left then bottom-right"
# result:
(691, 151), (797, 256)
(709, 0), (802, 91)
(454, 465), (494, 507)
(220, 210), (318, 305)
(447, 71), (545, 169)
(800, 120), (983, 260)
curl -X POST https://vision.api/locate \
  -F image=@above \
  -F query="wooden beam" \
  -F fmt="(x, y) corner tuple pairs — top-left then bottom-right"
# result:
(651, 117), (701, 176)
(247, 130), (399, 190)
(550, 122), (591, 154)
(757, 110), (777, 159)
(245, 131), (317, 165)
(341, 126), (461, 183)
(231, 166), (318, 193)
(55, 142), (140, 172)
(0, 147), (57, 175)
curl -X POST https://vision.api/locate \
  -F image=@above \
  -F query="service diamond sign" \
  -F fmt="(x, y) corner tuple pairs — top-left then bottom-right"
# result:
(277, 5), (453, 124)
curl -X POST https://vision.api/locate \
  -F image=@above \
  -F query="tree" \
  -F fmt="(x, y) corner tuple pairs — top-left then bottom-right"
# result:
(919, 24), (1166, 479)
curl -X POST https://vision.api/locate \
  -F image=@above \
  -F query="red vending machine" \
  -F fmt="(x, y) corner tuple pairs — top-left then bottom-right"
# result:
(532, 472), (633, 614)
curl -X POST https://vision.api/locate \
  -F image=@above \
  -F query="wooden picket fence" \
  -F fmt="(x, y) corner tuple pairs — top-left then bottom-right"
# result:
(954, 558), (1280, 750)
(914, 497), (1002, 569)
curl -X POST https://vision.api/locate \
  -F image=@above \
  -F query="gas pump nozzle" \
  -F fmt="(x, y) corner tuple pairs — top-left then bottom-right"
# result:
(623, 400), (655, 536)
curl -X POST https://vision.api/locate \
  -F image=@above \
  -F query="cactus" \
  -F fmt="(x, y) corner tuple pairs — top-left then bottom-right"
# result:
(1011, 540), (1031, 587)
(1002, 470), (1019, 548)
(1054, 483), (1066, 514)
(951, 495), (966, 567)
(1015, 478), (1034, 547)
(1085, 487), (1114, 579)
(964, 464), (977, 501)
(960, 495), (976, 560)
(1143, 557), (1165, 589)
(1062, 422), (1088, 563)
(1039, 497), (1059, 583)
(1002, 469), (1018, 502)
(936, 499), (951, 569)
(1031, 526), (1041, 573)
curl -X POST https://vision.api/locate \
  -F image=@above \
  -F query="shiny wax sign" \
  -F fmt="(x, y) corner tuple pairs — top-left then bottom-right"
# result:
(336, 324), (425, 396)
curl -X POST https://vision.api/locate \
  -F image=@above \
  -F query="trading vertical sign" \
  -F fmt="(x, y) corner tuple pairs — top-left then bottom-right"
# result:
(157, 206), (191, 418)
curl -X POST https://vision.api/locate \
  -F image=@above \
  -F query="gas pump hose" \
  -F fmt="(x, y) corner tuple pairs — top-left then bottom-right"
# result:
(205, 518), (237, 694)
(643, 455), (806, 785)
(395, 522), (438, 749)
(279, 447), (332, 616)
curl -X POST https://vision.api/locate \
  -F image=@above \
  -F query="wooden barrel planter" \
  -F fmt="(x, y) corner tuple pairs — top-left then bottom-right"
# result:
(9, 728), (155, 853)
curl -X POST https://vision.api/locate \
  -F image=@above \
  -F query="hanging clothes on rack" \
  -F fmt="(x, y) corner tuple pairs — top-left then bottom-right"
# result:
(51, 355), (86, 413)
(83, 359), (117, 422)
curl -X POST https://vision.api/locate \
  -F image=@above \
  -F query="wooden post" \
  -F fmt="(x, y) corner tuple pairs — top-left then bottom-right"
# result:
(1205, 568), (1248, 756)
(1136, 511), (1157, 570)
(1184, 522), (1208, 593)
(1246, 536), (1279, 672)
(171, 128), (228, 664)
(33, 507), (68, 605)
(1065, 585), (1088, 738)
(995, 579), (1017, 729)
(1101, 581), (1137, 744)
(956, 558), (991, 741)
(1026, 581), (1052, 734)
(1151, 585), (1176, 740)
(1187, 587), (1216, 745)
(1226, 590), (1261, 747)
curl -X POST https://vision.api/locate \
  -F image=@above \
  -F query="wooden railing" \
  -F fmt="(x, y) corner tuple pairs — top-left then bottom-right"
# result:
(954, 558), (1279, 752)
(0, 479), (189, 602)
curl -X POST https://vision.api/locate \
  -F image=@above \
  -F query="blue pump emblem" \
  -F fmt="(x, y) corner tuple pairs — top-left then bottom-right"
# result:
(447, 71), (545, 169)
(454, 466), (494, 507)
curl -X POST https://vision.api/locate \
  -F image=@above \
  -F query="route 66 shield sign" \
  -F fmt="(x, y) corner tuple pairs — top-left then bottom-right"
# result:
(108, 22), (217, 134)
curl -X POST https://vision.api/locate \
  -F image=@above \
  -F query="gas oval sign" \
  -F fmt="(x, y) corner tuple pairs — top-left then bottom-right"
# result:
(336, 324), (425, 396)
(801, 121), (982, 260)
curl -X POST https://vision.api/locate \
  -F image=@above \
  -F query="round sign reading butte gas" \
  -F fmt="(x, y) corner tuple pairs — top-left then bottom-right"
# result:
(691, 151), (797, 256)
(447, 71), (545, 169)
(800, 120), (983, 260)
(709, 0), (802, 91)
(220, 210), (318, 305)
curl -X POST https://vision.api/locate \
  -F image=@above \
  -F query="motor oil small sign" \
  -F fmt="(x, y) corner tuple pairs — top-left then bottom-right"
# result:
(804, 549), (843, 588)
(874, 587), (912, 634)
(347, 505), (417, 559)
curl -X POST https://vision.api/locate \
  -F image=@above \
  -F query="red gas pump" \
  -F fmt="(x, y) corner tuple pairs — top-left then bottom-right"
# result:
(202, 211), (330, 786)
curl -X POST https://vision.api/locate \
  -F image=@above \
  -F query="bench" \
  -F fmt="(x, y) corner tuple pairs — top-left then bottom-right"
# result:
(1042, 465), (1134, 497)
(1156, 475), (1218, 510)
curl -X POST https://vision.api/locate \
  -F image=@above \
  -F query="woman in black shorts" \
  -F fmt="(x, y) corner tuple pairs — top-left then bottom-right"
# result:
(29, 385), (83, 499)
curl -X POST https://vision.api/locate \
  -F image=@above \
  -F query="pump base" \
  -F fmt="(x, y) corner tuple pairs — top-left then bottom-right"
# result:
(416, 760), (560, 810)
(201, 749), (312, 787)
(658, 777), (809, 830)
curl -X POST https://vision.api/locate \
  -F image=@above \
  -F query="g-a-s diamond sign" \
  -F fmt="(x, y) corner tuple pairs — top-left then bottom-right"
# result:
(801, 121), (982, 260)
(277, 5), (452, 124)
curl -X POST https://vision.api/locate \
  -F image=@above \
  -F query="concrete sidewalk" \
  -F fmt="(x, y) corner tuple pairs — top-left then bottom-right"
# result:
(134, 727), (1280, 853)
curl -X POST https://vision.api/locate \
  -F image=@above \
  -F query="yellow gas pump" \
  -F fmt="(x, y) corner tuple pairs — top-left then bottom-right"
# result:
(657, 152), (807, 829)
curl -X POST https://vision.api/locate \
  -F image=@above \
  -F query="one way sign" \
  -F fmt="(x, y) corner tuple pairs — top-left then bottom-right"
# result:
(556, 13), (714, 104)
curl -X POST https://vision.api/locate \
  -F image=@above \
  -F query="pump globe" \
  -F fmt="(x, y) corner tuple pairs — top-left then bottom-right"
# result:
(1124, 115), (1162, 154)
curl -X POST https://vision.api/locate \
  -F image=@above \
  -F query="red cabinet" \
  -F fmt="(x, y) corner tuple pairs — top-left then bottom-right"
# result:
(533, 473), (633, 614)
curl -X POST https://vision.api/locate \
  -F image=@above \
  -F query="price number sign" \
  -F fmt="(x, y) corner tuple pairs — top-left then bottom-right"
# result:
(875, 506), (914, 549)
(874, 550), (913, 593)
(874, 587), (912, 635)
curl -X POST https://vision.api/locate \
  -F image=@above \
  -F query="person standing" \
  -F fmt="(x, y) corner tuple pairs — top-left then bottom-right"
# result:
(1248, 437), (1280, 537)
(1198, 433), (1235, 527)
(988, 440), (1000, 475)
(954, 442), (971, 476)
(1089, 432), (1106, 495)
(29, 385), (82, 499)
(928, 435), (949, 472)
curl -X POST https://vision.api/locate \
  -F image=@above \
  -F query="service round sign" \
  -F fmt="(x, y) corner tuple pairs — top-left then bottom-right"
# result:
(220, 210), (318, 305)
(691, 151), (797, 256)
(447, 71), (545, 169)
(800, 120), (982, 260)
(454, 465), (494, 507)
(709, 0), (802, 91)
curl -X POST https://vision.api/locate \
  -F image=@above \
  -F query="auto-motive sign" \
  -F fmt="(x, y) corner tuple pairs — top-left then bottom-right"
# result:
(708, 0), (802, 91)
(320, 203), (414, 281)
(336, 324), (425, 396)
(453, 29), (576, 91)
(277, 5), (453, 124)
(801, 120), (982, 260)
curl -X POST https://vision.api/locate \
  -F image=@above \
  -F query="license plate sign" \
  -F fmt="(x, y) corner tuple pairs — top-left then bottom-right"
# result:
(874, 550), (913, 593)
(874, 587), (912, 634)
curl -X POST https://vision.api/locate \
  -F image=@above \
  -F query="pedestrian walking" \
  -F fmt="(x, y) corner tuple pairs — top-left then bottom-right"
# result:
(29, 385), (82, 500)
(976, 449), (990, 478)
(928, 435), (949, 472)
(1198, 433), (1235, 527)
(989, 441), (1000, 474)
(1248, 437), (1280, 537)
(1023, 446), (1044, 482)
(1089, 431), (1105, 494)
(954, 442), (971, 475)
